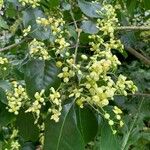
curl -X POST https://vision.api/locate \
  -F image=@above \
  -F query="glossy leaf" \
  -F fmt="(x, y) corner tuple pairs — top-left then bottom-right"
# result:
(0, 16), (9, 29)
(76, 106), (98, 144)
(44, 103), (85, 150)
(126, 0), (137, 15)
(78, 0), (103, 18)
(24, 59), (60, 98)
(98, 120), (120, 150)
(0, 80), (12, 91)
(81, 20), (98, 34)
(16, 112), (39, 142)
(144, 0), (150, 9)
(0, 104), (15, 126)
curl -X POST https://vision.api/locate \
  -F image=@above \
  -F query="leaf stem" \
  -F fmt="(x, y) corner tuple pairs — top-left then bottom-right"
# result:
(116, 26), (150, 31)
(121, 98), (144, 150)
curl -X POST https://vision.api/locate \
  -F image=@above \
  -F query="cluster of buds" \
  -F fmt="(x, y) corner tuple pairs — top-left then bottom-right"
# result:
(36, 16), (70, 55)
(4, 128), (20, 150)
(6, 81), (28, 115)
(29, 39), (50, 60)
(58, 66), (75, 83)
(48, 87), (62, 122)
(23, 25), (31, 37)
(19, 0), (40, 8)
(116, 75), (138, 96)
(25, 89), (45, 123)
(0, 56), (9, 78)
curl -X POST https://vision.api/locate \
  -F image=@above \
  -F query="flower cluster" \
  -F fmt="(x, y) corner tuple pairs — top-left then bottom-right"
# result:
(4, 128), (20, 150)
(36, 17), (65, 35)
(58, 67), (75, 83)
(19, 0), (40, 8)
(48, 87), (62, 122)
(36, 16), (70, 55)
(29, 39), (50, 60)
(6, 81), (28, 115)
(97, 4), (119, 37)
(38, 123), (45, 146)
(50, 3), (138, 132)
(1, 1), (139, 144)
(104, 106), (124, 134)
(0, 56), (9, 67)
(25, 89), (45, 123)
(23, 25), (31, 37)
(116, 75), (138, 96)
(0, 56), (9, 77)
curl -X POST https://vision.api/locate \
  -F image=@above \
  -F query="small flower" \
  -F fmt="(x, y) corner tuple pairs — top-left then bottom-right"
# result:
(104, 113), (110, 119)
(11, 140), (20, 150)
(108, 120), (114, 126)
(58, 67), (75, 83)
(81, 54), (88, 60)
(113, 106), (122, 114)
(120, 120), (124, 127)
(23, 25), (31, 36)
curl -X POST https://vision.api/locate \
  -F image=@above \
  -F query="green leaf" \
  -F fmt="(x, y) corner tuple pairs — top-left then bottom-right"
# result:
(0, 17), (9, 29)
(78, 0), (103, 18)
(41, 0), (60, 8)
(0, 105), (15, 126)
(23, 8), (52, 41)
(0, 88), (7, 104)
(75, 106), (98, 144)
(47, 0), (60, 7)
(98, 120), (120, 150)
(144, 0), (150, 9)
(0, 80), (11, 105)
(44, 103), (85, 150)
(67, 26), (78, 40)
(61, 2), (71, 11)
(81, 20), (98, 34)
(16, 112), (39, 142)
(24, 59), (60, 98)
(126, 0), (137, 15)
(22, 142), (36, 150)
(0, 80), (12, 91)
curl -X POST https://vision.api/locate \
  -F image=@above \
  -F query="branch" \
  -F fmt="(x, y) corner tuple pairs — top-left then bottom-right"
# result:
(0, 39), (26, 52)
(127, 93), (150, 97)
(116, 26), (150, 31)
(70, 8), (82, 64)
(125, 46), (150, 66)
(116, 93), (150, 97)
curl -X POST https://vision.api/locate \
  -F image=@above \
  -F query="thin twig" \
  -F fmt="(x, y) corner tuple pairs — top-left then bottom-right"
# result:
(70, 9), (78, 30)
(70, 8), (82, 64)
(116, 26), (150, 31)
(0, 39), (26, 52)
(74, 30), (82, 64)
(127, 93), (150, 97)
(125, 46), (150, 66)
(116, 93), (150, 97)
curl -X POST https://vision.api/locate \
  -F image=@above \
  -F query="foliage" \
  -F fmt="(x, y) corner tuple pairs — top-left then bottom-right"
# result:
(0, 0), (149, 150)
